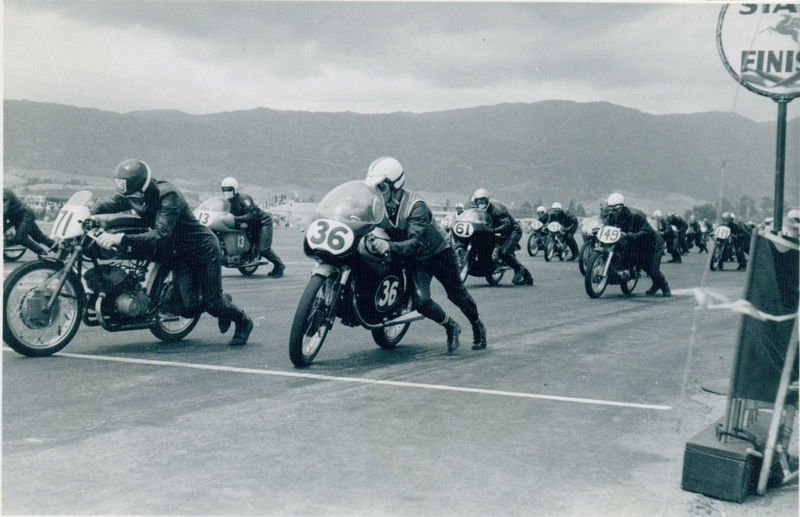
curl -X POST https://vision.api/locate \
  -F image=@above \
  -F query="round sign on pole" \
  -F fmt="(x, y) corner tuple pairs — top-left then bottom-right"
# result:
(717, 4), (800, 100)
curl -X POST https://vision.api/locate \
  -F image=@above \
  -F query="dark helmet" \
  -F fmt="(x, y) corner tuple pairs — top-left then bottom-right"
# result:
(114, 159), (152, 196)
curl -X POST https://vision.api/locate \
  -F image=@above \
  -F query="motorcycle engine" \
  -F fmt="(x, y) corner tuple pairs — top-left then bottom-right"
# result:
(114, 288), (151, 318)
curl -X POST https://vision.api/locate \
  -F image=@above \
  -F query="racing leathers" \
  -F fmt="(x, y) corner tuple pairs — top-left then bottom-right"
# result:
(547, 207), (580, 260)
(666, 214), (689, 259)
(3, 188), (55, 255)
(92, 180), (253, 345)
(727, 220), (750, 270)
(606, 206), (670, 296)
(229, 192), (285, 277)
(485, 201), (532, 284)
(381, 190), (487, 349)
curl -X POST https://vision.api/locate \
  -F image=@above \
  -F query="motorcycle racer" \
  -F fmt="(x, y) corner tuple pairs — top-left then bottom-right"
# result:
(92, 159), (254, 346)
(547, 202), (579, 260)
(604, 193), (670, 296)
(721, 212), (748, 271)
(220, 177), (286, 278)
(3, 188), (56, 257)
(470, 188), (533, 285)
(365, 157), (488, 351)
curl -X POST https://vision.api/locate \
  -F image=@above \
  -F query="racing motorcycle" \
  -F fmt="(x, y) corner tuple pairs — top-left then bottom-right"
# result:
(3, 236), (27, 262)
(193, 197), (268, 276)
(289, 181), (425, 368)
(451, 208), (513, 285)
(3, 191), (200, 357)
(526, 219), (547, 256)
(709, 224), (735, 271)
(578, 216), (603, 276)
(543, 221), (568, 262)
(584, 225), (641, 298)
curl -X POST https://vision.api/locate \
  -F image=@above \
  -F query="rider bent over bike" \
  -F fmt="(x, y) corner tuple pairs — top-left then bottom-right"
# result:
(92, 159), (254, 346)
(365, 157), (488, 351)
(3, 188), (56, 256)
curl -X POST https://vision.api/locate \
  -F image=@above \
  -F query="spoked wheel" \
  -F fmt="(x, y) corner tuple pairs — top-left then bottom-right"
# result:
(485, 268), (505, 285)
(619, 269), (640, 295)
(527, 234), (540, 256)
(455, 246), (469, 283)
(372, 323), (410, 350)
(578, 243), (592, 275)
(289, 274), (337, 368)
(238, 264), (259, 276)
(3, 260), (84, 356)
(557, 243), (565, 261)
(544, 239), (555, 262)
(584, 252), (609, 298)
(709, 245), (723, 271)
(4, 247), (27, 262)
(149, 268), (200, 342)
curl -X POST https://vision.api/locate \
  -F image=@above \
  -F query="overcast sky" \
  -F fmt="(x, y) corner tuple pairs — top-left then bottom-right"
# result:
(4, 1), (797, 122)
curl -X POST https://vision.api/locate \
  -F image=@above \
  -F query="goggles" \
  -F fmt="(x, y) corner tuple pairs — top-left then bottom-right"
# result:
(221, 186), (235, 193)
(375, 180), (392, 194)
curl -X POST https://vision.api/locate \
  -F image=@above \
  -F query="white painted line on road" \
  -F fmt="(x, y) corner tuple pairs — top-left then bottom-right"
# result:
(39, 351), (672, 411)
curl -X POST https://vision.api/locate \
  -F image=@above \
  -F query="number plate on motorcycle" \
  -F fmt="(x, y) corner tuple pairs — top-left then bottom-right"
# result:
(452, 221), (474, 238)
(598, 226), (622, 244)
(715, 225), (731, 239)
(547, 221), (562, 232)
(306, 218), (355, 255)
(530, 220), (543, 230)
(375, 275), (401, 312)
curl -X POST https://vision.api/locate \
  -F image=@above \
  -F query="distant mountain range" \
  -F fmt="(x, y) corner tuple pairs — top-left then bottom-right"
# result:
(4, 99), (798, 211)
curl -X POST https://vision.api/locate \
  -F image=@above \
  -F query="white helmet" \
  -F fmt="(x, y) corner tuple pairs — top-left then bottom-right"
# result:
(471, 188), (490, 209)
(221, 177), (239, 199)
(607, 192), (624, 207)
(551, 202), (562, 210)
(536, 205), (546, 213)
(653, 210), (663, 218)
(365, 156), (405, 191)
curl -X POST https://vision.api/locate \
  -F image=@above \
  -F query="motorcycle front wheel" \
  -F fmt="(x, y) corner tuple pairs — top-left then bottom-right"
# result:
(485, 268), (505, 285)
(455, 246), (469, 283)
(149, 268), (200, 342)
(3, 247), (27, 262)
(578, 243), (592, 275)
(544, 239), (555, 262)
(289, 274), (337, 367)
(372, 323), (410, 350)
(709, 245), (723, 271)
(527, 234), (540, 256)
(585, 252), (609, 298)
(3, 260), (84, 356)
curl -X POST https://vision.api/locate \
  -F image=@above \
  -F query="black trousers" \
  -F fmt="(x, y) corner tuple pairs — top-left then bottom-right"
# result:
(640, 239), (667, 288)
(10, 213), (54, 254)
(411, 247), (480, 325)
(499, 228), (524, 272)
(172, 245), (248, 324)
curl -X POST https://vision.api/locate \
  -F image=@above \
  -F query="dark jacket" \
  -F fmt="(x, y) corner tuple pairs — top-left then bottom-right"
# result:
(486, 201), (520, 237)
(92, 180), (217, 262)
(548, 208), (578, 234)
(666, 214), (688, 232)
(3, 188), (32, 227)
(229, 193), (270, 226)
(607, 207), (664, 253)
(381, 191), (449, 261)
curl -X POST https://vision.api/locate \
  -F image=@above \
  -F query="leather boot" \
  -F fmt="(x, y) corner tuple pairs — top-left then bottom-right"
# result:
(471, 319), (487, 350)
(661, 281), (671, 297)
(443, 316), (460, 353)
(229, 315), (253, 346)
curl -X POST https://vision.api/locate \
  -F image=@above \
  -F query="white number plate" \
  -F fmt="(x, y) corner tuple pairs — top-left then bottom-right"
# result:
(452, 221), (474, 238)
(597, 226), (622, 244)
(715, 225), (731, 239)
(196, 210), (212, 226)
(530, 220), (543, 231)
(547, 221), (562, 232)
(50, 205), (91, 240)
(306, 218), (355, 255)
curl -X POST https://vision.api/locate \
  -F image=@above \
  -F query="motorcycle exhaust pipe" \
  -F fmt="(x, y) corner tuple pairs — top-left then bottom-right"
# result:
(383, 310), (426, 326)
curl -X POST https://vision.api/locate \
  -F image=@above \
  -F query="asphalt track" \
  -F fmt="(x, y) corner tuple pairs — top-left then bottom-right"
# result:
(3, 229), (798, 516)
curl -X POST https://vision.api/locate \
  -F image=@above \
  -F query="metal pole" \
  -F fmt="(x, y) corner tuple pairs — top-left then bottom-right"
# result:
(772, 99), (787, 233)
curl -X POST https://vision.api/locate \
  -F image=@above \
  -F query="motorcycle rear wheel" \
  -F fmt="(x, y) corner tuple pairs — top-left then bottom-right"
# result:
(527, 234), (540, 256)
(486, 268), (505, 285)
(585, 252), (609, 298)
(372, 323), (410, 349)
(619, 269), (639, 295)
(3, 260), (84, 356)
(289, 274), (336, 368)
(3, 247), (27, 262)
(238, 264), (259, 276)
(149, 268), (200, 342)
